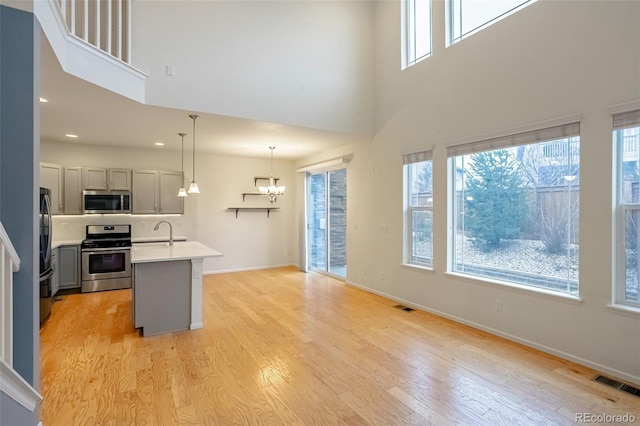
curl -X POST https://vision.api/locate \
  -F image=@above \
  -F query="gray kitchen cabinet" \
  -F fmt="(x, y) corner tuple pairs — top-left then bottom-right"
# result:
(132, 170), (159, 213)
(64, 166), (83, 214)
(132, 170), (184, 214)
(83, 167), (131, 190)
(83, 166), (108, 190)
(40, 162), (63, 214)
(159, 171), (184, 214)
(58, 245), (80, 289)
(51, 248), (59, 296)
(108, 168), (131, 190)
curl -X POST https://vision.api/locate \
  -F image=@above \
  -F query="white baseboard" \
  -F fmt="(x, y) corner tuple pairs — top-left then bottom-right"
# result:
(346, 280), (640, 387)
(204, 263), (298, 275)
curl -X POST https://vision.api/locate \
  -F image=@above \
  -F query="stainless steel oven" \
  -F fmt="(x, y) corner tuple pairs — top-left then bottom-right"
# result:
(81, 225), (132, 292)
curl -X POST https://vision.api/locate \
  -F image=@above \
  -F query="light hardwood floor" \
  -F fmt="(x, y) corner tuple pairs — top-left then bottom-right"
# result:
(40, 267), (639, 425)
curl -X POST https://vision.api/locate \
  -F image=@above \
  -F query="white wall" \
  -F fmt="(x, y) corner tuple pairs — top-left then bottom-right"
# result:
(41, 140), (296, 273)
(131, 0), (374, 136)
(300, 0), (640, 384)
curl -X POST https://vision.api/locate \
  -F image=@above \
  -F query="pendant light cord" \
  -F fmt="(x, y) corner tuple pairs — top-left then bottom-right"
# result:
(190, 115), (198, 181)
(179, 132), (186, 186)
(270, 146), (274, 177)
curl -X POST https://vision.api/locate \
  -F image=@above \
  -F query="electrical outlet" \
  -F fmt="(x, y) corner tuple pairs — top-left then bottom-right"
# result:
(380, 271), (385, 280)
(496, 300), (503, 312)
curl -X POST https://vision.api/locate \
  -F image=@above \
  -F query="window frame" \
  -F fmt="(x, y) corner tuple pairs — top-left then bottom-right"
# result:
(614, 109), (640, 309)
(446, 120), (581, 297)
(402, 0), (432, 69)
(403, 151), (433, 268)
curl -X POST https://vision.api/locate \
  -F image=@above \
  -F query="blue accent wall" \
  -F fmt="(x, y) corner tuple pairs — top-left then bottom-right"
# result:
(0, 4), (40, 397)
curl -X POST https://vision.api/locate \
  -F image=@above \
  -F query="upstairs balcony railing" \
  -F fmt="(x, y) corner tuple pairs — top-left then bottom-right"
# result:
(53, 0), (131, 64)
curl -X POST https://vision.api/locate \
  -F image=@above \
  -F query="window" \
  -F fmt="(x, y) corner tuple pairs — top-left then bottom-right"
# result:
(447, 0), (534, 45)
(404, 151), (433, 267)
(448, 122), (580, 295)
(614, 109), (640, 308)
(402, 0), (432, 69)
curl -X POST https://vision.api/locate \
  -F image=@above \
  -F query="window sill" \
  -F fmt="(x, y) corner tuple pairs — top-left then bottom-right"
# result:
(445, 272), (583, 305)
(606, 303), (640, 318)
(401, 263), (434, 274)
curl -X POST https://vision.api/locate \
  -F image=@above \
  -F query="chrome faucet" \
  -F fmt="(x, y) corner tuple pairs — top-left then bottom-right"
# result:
(153, 220), (173, 246)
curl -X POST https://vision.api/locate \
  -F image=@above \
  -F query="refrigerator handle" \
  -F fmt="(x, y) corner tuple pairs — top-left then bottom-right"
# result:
(43, 193), (53, 265)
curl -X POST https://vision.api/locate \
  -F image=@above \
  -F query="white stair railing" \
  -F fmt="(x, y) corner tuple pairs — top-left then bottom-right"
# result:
(0, 221), (43, 414)
(0, 221), (20, 367)
(53, 0), (132, 65)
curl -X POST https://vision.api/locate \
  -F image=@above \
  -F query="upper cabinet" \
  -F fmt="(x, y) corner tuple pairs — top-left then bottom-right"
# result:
(132, 170), (158, 214)
(40, 162), (183, 215)
(109, 169), (131, 190)
(64, 167), (83, 214)
(132, 170), (184, 215)
(40, 162), (63, 214)
(82, 167), (131, 191)
(159, 171), (184, 214)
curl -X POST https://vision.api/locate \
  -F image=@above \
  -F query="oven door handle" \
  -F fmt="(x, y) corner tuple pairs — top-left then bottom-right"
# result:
(82, 247), (131, 253)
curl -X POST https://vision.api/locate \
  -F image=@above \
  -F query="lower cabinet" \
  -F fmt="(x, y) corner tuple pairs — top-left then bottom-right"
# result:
(58, 245), (80, 290)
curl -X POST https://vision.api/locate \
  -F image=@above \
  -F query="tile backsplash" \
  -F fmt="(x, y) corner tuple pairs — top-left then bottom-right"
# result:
(52, 215), (188, 242)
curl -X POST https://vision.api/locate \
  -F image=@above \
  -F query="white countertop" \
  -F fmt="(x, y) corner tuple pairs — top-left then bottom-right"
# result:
(132, 236), (187, 243)
(52, 239), (83, 249)
(131, 241), (223, 264)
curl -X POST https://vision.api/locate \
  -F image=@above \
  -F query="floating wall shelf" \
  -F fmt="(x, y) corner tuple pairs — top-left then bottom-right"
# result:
(227, 207), (280, 218)
(253, 176), (280, 186)
(241, 192), (263, 202)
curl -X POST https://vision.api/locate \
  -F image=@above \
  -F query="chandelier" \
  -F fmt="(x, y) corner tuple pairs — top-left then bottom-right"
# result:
(259, 146), (285, 203)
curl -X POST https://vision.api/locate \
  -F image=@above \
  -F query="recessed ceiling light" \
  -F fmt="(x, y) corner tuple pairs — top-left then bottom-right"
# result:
(154, 142), (165, 146)
(39, 97), (48, 103)
(65, 134), (78, 138)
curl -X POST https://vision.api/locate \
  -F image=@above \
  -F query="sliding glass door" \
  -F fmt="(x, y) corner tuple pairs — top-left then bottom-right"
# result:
(307, 168), (347, 278)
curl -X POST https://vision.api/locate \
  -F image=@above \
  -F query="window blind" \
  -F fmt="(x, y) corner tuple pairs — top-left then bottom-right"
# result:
(613, 109), (640, 130)
(403, 150), (432, 164)
(447, 122), (580, 158)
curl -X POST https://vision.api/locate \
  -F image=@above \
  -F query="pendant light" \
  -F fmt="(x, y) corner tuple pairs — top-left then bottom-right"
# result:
(259, 146), (285, 203)
(177, 132), (188, 197)
(188, 114), (200, 194)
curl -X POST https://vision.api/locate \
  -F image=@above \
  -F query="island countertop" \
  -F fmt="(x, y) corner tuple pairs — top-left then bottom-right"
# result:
(131, 241), (223, 264)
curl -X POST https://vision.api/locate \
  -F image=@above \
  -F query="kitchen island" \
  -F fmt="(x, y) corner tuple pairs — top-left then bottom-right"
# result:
(131, 241), (223, 336)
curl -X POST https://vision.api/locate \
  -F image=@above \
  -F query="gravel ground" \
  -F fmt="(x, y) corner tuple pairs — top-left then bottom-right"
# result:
(417, 236), (639, 301)
(455, 235), (579, 281)
(417, 235), (579, 281)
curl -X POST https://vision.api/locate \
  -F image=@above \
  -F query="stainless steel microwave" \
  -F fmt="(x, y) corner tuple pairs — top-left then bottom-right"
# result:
(82, 190), (131, 214)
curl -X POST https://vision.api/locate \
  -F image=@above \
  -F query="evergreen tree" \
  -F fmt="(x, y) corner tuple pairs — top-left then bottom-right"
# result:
(416, 161), (432, 193)
(464, 149), (528, 251)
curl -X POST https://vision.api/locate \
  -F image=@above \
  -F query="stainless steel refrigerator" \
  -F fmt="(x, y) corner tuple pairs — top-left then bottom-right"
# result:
(39, 187), (54, 325)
